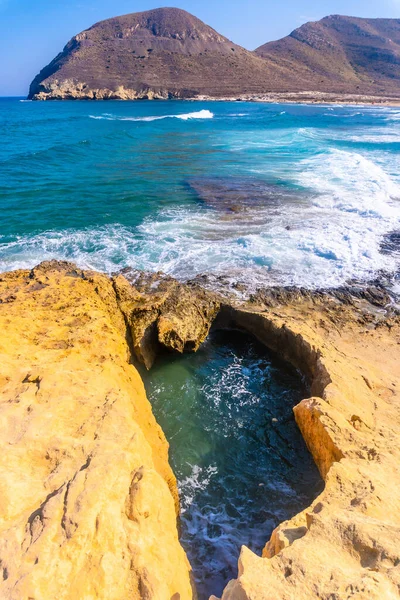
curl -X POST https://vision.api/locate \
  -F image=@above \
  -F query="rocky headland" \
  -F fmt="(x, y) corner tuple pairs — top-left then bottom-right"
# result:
(1, 260), (400, 599)
(28, 9), (400, 102)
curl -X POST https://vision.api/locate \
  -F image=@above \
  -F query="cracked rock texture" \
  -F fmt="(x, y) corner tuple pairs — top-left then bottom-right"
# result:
(0, 261), (194, 600)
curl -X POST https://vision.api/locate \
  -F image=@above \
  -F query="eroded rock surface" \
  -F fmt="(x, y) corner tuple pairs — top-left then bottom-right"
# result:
(0, 261), (194, 600)
(113, 269), (220, 369)
(213, 295), (400, 599)
(1, 260), (400, 600)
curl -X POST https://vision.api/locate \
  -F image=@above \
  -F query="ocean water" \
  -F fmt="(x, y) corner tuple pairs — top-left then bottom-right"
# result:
(1, 98), (400, 293)
(143, 330), (322, 599)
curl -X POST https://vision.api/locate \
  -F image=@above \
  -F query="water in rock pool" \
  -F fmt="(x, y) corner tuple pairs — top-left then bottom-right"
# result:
(1, 98), (400, 294)
(143, 329), (322, 599)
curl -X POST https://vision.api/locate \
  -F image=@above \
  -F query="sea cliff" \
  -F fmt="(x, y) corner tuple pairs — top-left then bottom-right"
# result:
(0, 261), (399, 599)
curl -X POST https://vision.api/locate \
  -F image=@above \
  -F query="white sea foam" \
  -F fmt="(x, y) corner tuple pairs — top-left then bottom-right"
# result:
(179, 464), (218, 511)
(0, 226), (140, 275)
(385, 111), (400, 122)
(1, 167), (398, 296)
(301, 122), (400, 145)
(89, 109), (214, 122)
(334, 131), (400, 144)
(1, 120), (399, 295)
(297, 149), (400, 217)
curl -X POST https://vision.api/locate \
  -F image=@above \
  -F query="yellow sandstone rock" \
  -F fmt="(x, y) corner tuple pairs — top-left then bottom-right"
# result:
(1, 260), (400, 600)
(214, 300), (400, 599)
(113, 270), (220, 369)
(0, 262), (194, 600)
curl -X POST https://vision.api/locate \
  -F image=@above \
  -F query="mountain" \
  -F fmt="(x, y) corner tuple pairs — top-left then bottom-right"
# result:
(28, 10), (400, 100)
(255, 15), (400, 95)
(28, 8), (294, 100)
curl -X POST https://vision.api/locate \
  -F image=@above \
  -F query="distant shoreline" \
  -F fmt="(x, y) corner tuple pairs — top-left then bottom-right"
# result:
(16, 92), (400, 107)
(191, 92), (400, 107)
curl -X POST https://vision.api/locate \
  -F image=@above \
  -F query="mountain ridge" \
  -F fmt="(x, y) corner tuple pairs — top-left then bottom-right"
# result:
(28, 7), (294, 100)
(255, 14), (400, 96)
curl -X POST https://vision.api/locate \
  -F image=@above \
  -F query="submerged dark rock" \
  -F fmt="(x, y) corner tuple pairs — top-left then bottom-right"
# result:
(188, 177), (303, 213)
(380, 230), (400, 257)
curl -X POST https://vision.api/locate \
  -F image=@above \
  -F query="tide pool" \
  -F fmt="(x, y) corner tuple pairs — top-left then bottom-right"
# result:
(143, 330), (322, 599)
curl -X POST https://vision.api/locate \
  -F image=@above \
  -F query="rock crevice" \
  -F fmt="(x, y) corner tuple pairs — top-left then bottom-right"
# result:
(1, 261), (400, 600)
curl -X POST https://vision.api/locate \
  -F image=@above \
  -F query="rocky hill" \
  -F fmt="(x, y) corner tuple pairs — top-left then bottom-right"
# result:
(256, 15), (400, 96)
(28, 10), (400, 100)
(28, 8), (294, 100)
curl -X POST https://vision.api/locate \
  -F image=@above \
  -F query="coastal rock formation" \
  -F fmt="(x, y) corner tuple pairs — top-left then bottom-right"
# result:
(113, 269), (220, 369)
(28, 9), (400, 100)
(1, 260), (400, 600)
(0, 262), (194, 599)
(212, 296), (400, 599)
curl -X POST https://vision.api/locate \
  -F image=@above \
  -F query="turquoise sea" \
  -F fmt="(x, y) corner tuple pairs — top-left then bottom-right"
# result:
(2, 98), (399, 598)
(1, 98), (400, 293)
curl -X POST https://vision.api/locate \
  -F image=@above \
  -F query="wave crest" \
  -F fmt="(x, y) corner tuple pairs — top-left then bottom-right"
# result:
(89, 109), (214, 122)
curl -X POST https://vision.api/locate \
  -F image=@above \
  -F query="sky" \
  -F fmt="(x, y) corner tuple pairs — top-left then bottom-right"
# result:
(0, 0), (399, 96)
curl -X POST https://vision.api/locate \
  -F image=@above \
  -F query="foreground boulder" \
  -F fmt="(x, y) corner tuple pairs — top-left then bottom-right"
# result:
(0, 262), (194, 599)
(113, 269), (220, 369)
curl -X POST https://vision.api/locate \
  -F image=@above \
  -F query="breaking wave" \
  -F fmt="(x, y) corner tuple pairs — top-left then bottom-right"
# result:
(89, 109), (214, 122)
(2, 100), (400, 297)
(1, 147), (399, 295)
(297, 149), (400, 218)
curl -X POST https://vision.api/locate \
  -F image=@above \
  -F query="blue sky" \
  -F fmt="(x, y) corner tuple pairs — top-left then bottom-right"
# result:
(1, 0), (399, 96)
